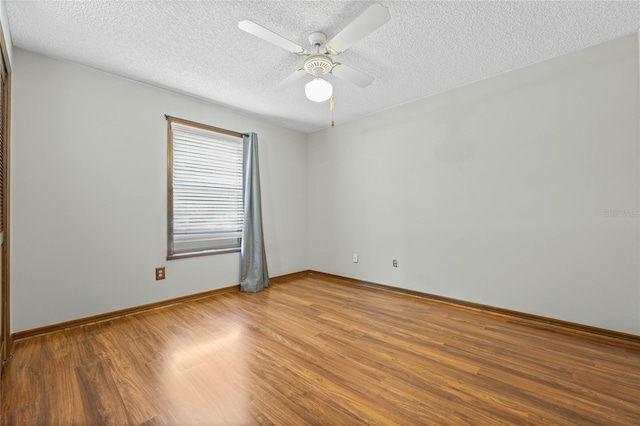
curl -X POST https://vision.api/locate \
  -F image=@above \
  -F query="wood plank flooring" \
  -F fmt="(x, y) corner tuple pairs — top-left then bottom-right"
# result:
(2, 273), (639, 425)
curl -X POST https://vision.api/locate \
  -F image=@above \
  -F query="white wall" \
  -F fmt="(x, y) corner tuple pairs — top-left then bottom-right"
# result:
(11, 49), (308, 332)
(308, 33), (640, 335)
(10, 33), (640, 335)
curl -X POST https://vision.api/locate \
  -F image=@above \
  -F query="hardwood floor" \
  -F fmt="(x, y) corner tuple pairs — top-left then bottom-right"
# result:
(2, 273), (639, 425)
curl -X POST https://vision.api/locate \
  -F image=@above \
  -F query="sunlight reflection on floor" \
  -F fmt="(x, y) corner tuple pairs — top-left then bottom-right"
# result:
(164, 325), (249, 423)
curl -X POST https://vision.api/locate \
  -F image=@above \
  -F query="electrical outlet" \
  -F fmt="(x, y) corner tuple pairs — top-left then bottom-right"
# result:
(155, 267), (165, 280)
(353, 253), (359, 263)
(393, 259), (398, 267)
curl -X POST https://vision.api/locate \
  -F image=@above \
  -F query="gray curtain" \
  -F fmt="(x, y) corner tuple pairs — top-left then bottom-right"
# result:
(240, 132), (270, 292)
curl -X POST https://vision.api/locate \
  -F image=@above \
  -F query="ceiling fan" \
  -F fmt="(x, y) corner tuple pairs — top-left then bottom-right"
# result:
(238, 3), (391, 103)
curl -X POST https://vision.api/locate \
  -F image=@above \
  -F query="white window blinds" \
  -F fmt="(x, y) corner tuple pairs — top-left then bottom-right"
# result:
(169, 120), (244, 257)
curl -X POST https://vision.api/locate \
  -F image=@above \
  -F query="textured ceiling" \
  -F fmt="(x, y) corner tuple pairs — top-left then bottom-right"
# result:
(6, 1), (640, 133)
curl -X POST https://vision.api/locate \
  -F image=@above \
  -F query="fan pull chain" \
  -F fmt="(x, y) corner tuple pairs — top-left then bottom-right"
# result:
(330, 96), (335, 127)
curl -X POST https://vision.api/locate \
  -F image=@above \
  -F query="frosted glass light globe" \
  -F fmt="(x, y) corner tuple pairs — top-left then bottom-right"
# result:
(305, 78), (333, 102)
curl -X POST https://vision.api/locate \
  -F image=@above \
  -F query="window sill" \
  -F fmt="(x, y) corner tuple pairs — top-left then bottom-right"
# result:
(167, 247), (240, 260)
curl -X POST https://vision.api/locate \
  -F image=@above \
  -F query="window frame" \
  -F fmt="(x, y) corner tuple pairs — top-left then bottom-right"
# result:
(166, 115), (244, 260)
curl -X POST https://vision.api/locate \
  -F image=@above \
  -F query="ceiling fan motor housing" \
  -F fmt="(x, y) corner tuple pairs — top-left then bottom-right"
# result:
(304, 55), (333, 76)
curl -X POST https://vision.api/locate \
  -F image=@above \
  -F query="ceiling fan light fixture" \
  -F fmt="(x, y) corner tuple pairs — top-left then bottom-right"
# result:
(305, 78), (333, 102)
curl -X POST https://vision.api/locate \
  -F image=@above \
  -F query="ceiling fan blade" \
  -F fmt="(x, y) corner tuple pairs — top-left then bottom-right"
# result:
(238, 20), (307, 55)
(326, 3), (390, 54)
(273, 68), (307, 91)
(331, 63), (375, 88)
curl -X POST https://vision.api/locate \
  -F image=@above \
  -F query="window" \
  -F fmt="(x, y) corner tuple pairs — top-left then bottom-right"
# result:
(167, 116), (244, 259)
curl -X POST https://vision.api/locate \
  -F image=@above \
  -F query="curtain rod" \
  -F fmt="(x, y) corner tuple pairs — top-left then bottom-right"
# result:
(165, 114), (245, 138)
